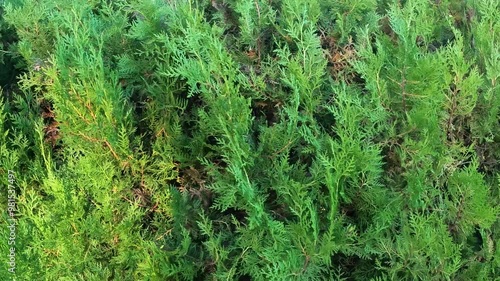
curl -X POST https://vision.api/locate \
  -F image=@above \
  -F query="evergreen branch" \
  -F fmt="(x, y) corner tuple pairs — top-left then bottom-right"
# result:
(70, 132), (120, 161)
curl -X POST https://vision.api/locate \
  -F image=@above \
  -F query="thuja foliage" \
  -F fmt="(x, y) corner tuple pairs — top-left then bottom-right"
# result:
(0, 0), (498, 280)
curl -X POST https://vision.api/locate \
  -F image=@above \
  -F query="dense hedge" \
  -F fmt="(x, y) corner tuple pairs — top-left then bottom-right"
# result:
(0, 0), (499, 280)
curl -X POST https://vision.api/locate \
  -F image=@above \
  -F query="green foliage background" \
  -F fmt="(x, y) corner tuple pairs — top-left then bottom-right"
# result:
(0, 0), (499, 280)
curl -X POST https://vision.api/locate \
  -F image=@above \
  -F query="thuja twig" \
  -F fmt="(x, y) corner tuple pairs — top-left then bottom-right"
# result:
(71, 132), (120, 161)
